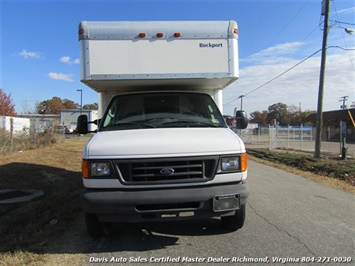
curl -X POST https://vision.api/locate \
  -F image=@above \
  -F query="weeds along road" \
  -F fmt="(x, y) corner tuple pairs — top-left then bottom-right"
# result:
(50, 159), (355, 265)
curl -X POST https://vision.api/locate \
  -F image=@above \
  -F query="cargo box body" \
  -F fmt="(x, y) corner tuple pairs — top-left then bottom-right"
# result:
(79, 21), (239, 115)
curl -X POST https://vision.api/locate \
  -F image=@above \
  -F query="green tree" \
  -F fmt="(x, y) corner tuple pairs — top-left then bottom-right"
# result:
(287, 105), (301, 125)
(249, 110), (268, 126)
(250, 102), (315, 126)
(300, 109), (315, 125)
(267, 102), (288, 126)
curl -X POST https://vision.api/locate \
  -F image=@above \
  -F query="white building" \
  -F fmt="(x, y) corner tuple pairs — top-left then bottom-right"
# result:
(0, 116), (30, 133)
(18, 114), (59, 132)
(60, 109), (98, 132)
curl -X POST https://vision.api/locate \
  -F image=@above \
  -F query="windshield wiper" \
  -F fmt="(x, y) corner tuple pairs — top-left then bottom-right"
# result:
(160, 120), (220, 128)
(103, 122), (156, 129)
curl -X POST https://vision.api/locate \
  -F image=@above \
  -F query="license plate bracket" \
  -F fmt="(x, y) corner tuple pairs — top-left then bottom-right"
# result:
(213, 194), (239, 212)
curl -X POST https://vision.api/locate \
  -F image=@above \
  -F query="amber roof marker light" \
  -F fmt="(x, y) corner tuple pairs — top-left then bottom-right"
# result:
(156, 32), (164, 38)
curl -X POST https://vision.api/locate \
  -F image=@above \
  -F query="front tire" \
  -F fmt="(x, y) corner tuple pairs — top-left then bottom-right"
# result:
(85, 213), (107, 237)
(221, 204), (246, 231)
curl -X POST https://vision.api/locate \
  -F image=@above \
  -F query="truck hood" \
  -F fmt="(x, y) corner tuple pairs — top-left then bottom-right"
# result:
(84, 128), (245, 159)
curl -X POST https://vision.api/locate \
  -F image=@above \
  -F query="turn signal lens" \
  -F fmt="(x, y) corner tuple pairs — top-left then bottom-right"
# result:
(138, 32), (146, 38)
(156, 32), (164, 38)
(82, 160), (89, 179)
(240, 153), (247, 172)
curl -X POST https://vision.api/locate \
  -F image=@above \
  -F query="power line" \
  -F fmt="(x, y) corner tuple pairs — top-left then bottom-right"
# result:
(332, 20), (355, 26)
(244, 49), (322, 96)
(265, 1), (310, 48)
(328, 45), (355, 51)
(224, 48), (322, 105)
(332, 2), (355, 72)
(233, 1), (315, 100)
(224, 2), (354, 107)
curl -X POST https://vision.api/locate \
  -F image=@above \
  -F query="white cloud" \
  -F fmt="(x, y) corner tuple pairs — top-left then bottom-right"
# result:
(336, 7), (355, 15)
(223, 43), (355, 116)
(60, 56), (80, 65)
(241, 42), (304, 65)
(60, 56), (71, 63)
(19, 49), (41, 59)
(48, 72), (74, 82)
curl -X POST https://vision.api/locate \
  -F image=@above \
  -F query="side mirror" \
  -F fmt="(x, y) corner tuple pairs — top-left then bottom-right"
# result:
(235, 110), (248, 129)
(77, 115), (88, 134)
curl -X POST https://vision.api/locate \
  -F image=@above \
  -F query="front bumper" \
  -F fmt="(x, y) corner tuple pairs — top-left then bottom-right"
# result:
(81, 182), (249, 222)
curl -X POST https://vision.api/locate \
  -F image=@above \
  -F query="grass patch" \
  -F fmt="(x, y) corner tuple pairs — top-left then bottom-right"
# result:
(248, 148), (355, 194)
(0, 252), (84, 266)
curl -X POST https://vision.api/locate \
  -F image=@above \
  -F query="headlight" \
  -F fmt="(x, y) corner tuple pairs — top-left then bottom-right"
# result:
(91, 162), (111, 177)
(221, 157), (240, 172)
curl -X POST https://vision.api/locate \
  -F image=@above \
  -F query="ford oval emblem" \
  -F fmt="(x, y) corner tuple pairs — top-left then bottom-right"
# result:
(160, 168), (175, 176)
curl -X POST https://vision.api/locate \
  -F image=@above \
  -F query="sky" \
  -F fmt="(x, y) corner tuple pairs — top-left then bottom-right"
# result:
(1, 0), (354, 117)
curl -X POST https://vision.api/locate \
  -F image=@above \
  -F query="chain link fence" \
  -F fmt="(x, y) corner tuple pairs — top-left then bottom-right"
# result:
(0, 118), (65, 154)
(238, 126), (355, 158)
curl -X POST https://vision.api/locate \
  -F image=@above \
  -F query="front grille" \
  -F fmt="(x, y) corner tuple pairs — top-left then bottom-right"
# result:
(114, 156), (218, 184)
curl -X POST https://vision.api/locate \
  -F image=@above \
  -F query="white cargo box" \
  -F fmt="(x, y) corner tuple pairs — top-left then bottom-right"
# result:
(79, 21), (239, 93)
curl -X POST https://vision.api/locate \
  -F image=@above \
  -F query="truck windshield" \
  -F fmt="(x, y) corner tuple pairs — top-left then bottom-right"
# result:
(100, 92), (227, 131)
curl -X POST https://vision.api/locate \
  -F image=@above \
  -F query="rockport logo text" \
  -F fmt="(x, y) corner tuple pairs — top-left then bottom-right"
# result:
(199, 43), (223, 48)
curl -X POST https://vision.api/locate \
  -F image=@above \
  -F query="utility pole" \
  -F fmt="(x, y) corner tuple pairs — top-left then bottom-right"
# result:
(340, 96), (348, 159)
(238, 95), (245, 110)
(77, 89), (83, 115)
(299, 102), (302, 125)
(76, 89), (83, 140)
(314, 0), (330, 158)
(339, 96), (348, 109)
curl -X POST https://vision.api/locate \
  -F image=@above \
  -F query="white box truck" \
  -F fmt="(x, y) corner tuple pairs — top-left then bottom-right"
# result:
(77, 21), (249, 237)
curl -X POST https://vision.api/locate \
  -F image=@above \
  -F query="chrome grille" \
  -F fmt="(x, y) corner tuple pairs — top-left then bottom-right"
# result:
(114, 156), (218, 184)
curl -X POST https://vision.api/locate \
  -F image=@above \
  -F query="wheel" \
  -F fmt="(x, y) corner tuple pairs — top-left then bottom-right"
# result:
(85, 213), (108, 237)
(221, 204), (246, 231)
